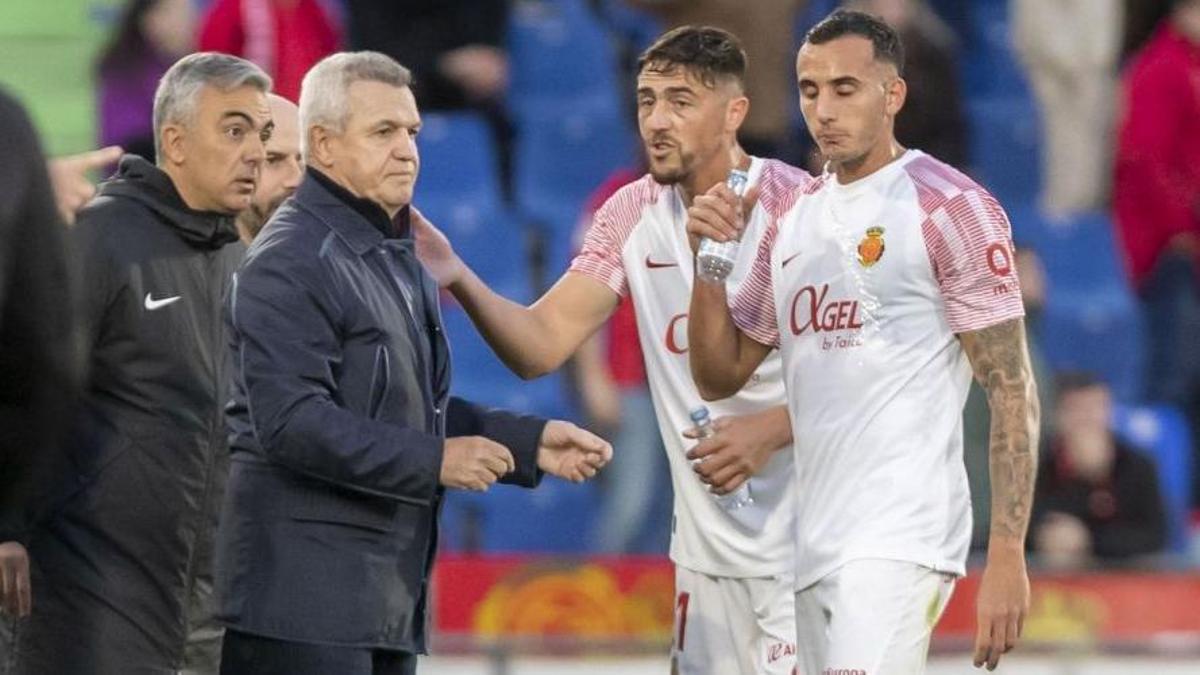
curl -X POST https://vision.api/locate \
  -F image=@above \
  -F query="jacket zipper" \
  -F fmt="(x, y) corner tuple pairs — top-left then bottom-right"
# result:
(374, 247), (438, 429)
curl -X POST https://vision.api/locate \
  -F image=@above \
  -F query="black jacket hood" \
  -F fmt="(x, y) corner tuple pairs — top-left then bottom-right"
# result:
(98, 154), (239, 250)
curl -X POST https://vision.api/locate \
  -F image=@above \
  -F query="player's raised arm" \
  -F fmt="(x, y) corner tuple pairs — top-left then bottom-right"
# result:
(412, 207), (618, 379)
(686, 183), (774, 400)
(960, 317), (1040, 670)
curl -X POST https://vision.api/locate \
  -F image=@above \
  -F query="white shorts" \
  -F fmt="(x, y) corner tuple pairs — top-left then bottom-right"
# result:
(671, 565), (796, 675)
(794, 559), (956, 675)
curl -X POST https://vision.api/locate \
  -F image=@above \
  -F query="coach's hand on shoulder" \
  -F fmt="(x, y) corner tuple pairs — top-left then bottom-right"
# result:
(685, 182), (759, 253)
(411, 206), (466, 287)
(973, 544), (1030, 671)
(440, 436), (515, 491)
(536, 421), (613, 483)
(683, 410), (778, 495)
(0, 541), (31, 618)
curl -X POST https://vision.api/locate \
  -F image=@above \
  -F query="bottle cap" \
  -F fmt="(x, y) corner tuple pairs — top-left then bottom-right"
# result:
(726, 169), (749, 196)
(688, 406), (710, 424)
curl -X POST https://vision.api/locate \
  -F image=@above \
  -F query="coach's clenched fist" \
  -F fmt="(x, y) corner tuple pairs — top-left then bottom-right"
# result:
(440, 436), (516, 491)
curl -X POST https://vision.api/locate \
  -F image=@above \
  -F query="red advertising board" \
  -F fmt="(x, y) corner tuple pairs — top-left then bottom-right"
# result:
(433, 555), (1200, 647)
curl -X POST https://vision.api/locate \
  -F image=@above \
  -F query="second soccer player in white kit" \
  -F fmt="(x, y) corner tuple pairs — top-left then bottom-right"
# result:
(687, 10), (1041, 674)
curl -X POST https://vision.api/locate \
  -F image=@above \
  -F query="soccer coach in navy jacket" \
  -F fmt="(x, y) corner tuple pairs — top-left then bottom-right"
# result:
(214, 51), (613, 675)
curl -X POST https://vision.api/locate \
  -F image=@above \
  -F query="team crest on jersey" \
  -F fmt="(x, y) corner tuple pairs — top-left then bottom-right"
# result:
(856, 226), (886, 267)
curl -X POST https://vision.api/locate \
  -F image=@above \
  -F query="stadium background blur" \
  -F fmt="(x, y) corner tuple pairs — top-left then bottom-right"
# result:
(2, 0), (1198, 671)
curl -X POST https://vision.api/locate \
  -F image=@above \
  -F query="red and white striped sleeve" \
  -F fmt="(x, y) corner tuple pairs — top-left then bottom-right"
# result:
(730, 220), (782, 348)
(568, 178), (655, 297)
(910, 159), (1025, 333)
(728, 160), (813, 348)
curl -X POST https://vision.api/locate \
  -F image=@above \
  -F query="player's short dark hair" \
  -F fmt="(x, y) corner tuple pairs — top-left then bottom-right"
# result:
(1055, 371), (1108, 399)
(804, 9), (905, 76)
(637, 25), (747, 89)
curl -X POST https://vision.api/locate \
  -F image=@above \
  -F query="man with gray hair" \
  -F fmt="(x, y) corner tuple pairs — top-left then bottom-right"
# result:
(213, 50), (611, 674)
(15, 52), (272, 675)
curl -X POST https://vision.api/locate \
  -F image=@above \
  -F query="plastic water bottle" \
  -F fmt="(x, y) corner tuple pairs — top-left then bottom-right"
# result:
(688, 405), (754, 511)
(695, 168), (750, 284)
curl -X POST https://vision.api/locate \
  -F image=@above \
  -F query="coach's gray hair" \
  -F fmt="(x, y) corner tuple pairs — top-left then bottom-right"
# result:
(298, 51), (413, 159)
(153, 52), (272, 161)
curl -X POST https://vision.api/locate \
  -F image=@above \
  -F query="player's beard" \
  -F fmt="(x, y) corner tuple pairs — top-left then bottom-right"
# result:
(647, 146), (695, 186)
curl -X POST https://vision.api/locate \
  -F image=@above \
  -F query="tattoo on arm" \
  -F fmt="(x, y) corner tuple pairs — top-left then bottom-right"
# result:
(961, 318), (1040, 542)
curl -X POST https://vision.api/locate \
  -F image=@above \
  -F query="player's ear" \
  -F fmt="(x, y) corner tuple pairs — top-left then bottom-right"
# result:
(885, 76), (907, 118)
(726, 94), (749, 136)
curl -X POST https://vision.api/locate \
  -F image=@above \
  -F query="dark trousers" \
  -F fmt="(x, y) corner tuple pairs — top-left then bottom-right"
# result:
(1141, 249), (1200, 504)
(219, 630), (417, 675)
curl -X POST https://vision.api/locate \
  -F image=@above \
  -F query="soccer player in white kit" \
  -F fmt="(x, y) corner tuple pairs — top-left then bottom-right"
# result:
(413, 27), (811, 674)
(685, 11), (1040, 674)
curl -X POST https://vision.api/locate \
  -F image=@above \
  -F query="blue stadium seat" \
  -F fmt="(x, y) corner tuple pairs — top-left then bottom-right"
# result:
(414, 113), (530, 289)
(1014, 208), (1144, 401)
(1038, 289), (1144, 402)
(508, 0), (621, 111)
(963, 0), (1032, 98)
(966, 97), (1041, 208)
(1112, 405), (1194, 553)
(440, 302), (577, 421)
(514, 106), (636, 241)
(440, 479), (600, 554)
(416, 112), (503, 208)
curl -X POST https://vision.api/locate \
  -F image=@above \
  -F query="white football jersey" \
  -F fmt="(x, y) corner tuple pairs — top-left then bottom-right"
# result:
(732, 151), (1025, 589)
(570, 157), (813, 577)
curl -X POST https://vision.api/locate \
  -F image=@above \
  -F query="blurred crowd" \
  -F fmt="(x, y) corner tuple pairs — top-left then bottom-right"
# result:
(4, 0), (1199, 595)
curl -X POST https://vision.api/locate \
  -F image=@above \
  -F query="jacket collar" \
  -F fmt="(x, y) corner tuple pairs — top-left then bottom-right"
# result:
(97, 155), (239, 250)
(299, 169), (411, 256)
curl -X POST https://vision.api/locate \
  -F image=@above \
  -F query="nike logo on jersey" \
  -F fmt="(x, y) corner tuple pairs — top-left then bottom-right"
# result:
(781, 251), (802, 268)
(144, 293), (181, 310)
(645, 255), (679, 269)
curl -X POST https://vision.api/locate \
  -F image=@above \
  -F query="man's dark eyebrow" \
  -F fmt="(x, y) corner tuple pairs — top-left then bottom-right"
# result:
(220, 111), (256, 126)
(221, 112), (275, 131)
(664, 86), (698, 97)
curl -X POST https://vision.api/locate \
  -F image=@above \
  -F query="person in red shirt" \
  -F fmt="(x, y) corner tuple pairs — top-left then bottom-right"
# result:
(572, 167), (672, 554)
(198, 0), (340, 102)
(1114, 0), (1200, 504)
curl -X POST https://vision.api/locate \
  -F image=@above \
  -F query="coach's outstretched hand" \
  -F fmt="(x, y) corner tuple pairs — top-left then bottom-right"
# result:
(411, 206), (467, 287)
(536, 421), (613, 483)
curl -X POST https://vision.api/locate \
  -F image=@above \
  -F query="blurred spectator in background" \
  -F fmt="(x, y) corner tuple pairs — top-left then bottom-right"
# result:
(16, 53), (271, 675)
(849, 0), (968, 169)
(96, 0), (195, 161)
(1123, 0), (1173, 61)
(343, 0), (512, 189)
(235, 93), (302, 243)
(1012, 0), (1123, 216)
(627, 0), (807, 160)
(198, 0), (340, 103)
(1031, 372), (1168, 568)
(572, 168), (671, 555)
(1115, 0), (1200, 505)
